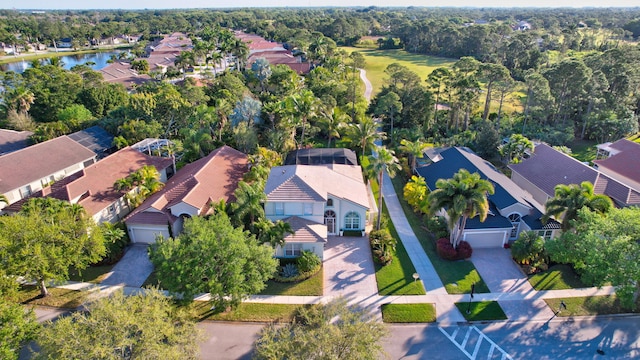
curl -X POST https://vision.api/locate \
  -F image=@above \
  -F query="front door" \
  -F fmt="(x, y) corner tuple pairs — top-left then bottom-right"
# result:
(325, 210), (336, 235)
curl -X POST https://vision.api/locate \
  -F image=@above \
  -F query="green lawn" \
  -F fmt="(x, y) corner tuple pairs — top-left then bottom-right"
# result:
(187, 301), (303, 322)
(390, 176), (490, 295)
(528, 264), (586, 290)
(456, 301), (507, 321)
(381, 303), (436, 323)
(260, 268), (323, 296)
(569, 139), (598, 163)
(68, 264), (114, 283)
(9, 285), (87, 309)
(340, 47), (455, 96)
(545, 296), (640, 317)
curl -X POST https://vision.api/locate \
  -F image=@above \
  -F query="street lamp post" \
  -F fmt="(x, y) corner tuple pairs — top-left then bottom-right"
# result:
(466, 283), (476, 314)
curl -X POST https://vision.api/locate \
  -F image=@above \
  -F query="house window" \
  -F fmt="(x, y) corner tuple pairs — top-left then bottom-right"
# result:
(344, 211), (360, 230)
(275, 202), (284, 216)
(326, 198), (333, 207)
(508, 213), (521, 239)
(284, 243), (302, 257)
(304, 203), (313, 215)
(19, 185), (32, 198)
(537, 230), (553, 240)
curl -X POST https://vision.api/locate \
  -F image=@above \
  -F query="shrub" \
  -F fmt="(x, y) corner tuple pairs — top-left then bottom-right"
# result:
(436, 238), (458, 260)
(297, 251), (321, 273)
(511, 231), (547, 268)
(342, 230), (363, 237)
(281, 263), (299, 278)
(369, 229), (396, 266)
(96, 222), (129, 265)
(426, 216), (449, 239)
(457, 241), (473, 259)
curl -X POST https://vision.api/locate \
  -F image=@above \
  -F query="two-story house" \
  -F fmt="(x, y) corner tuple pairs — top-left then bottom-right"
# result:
(264, 163), (370, 260)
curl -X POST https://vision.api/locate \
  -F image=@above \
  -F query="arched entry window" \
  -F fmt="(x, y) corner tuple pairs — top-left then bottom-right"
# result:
(324, 210), (336, 234)
(344, 211), (360, 230)
(509, 213), (521, 239)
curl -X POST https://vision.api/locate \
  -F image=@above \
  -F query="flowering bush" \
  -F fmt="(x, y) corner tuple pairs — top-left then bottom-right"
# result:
(436, 238), (473, 260)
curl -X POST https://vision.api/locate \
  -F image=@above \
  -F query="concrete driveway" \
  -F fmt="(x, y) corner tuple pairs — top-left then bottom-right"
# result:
(471, 248), (554, 321)
(323, 235), (378, 299)
(100, 244), (153, 288)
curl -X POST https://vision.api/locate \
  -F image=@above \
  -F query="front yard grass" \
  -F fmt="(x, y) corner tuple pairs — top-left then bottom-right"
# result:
(456, 301), (507, 321)
(187, 301), (303, 322)
(68, 264), (114, 283)
(381, 303), (436, 323)
(545, 296), (640, 316)
(528, 264), (586, 290)
(10, 285), (87, 309)
(390, 176), (489, 295)
(260, 268), (323, 296)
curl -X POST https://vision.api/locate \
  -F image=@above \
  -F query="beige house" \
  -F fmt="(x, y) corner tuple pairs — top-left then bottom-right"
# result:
(264, 164), (370, 260)
(125, 146), (248, 244)
(0, 136), (95, 212)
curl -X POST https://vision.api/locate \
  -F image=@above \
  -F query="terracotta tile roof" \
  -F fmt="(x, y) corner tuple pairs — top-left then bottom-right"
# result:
(593, 139), (640, 190)
(0, 136), (95, 195)
(282, 216), (327, 243)
(0, 129), (32, 155)
(125, 146), (248, 225)
(265, 164), (369, 209)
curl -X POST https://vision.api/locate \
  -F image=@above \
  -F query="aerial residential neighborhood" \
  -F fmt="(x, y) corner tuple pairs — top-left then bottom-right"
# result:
(1, 5), (640, 360)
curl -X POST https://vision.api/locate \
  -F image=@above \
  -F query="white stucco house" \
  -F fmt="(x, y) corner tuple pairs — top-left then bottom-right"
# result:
(264, 163), (370, 260)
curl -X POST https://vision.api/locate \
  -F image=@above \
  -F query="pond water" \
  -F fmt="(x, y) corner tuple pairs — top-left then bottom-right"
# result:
(1, 50), (128, 73)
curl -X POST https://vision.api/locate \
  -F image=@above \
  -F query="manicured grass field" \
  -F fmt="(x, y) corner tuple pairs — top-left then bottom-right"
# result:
(188, 301), (302, 322)
(456, 301), (507, 321)
(11, 285), (87, 309)
(260, 268), (323, 296)
(341, 47), (455, 95)
(68, 264), (114, 284)
(528, 264), (585, 291)
(569, 139), (598, 163)
(381, 303), (436, 323)
(545, 296), (640, 317)
(390, 176), (490, 295)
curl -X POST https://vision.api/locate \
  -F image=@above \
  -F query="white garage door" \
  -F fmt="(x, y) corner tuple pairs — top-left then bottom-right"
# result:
(130, 227), (169, 244)
(463, 231), (506, 248)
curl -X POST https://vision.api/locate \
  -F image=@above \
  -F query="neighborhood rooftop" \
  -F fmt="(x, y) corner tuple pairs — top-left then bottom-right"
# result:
(0, 129), (33, 156)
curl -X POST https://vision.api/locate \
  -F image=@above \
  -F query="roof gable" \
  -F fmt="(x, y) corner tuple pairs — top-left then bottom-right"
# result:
(265, 164), (369, 208)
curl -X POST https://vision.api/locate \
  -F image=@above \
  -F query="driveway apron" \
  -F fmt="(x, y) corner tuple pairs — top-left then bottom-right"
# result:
(100, 244), (153, 288)
(323, 235), (378, 299)
(471, 248), (554, 320)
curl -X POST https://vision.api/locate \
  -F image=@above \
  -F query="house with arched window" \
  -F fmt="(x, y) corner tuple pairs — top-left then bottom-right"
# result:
(264, 163), (370, 260)
(416, 147), (560, 248)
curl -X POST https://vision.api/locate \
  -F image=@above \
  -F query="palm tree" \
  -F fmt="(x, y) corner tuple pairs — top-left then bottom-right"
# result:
(231, 181), (266, 228)
(427, 169), (495, 248)
(285, 90), (319, 148)
(366, 146), (401, 230)
(256, 219), (294, 248)
(230, 38), (249, 72)
(400, 139), (430, 173)
(542, 181), (613, 231)
(318, 106), (349, 147)
(347, 116), (384, 158)
(213, 98), (232, 141)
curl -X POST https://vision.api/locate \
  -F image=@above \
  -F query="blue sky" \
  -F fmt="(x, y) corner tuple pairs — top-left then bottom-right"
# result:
(7, 0), (640, 9)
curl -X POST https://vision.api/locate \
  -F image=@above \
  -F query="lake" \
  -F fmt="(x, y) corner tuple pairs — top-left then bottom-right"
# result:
(1, 50), (129, 73)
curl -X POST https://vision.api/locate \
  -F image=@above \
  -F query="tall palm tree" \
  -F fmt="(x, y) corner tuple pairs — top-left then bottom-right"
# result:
(399, 139), (430, 173)
(230, 38), (249, 72)
(542, 181), (613, 231)
(347, 116), (384, 158)
(427, 169), (495, 248)
(285, 90), (318, 148)
(213, 98), (232, 141)
(318, 106), (349, 147)
(366, 146), (401, 230)
(231, 181), (266, 228)
(255, 219), (294, 248)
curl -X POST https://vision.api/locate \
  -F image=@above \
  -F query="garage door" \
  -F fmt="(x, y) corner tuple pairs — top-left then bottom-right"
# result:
(463, 231), (506, 248)
(130, 227), (169, 244)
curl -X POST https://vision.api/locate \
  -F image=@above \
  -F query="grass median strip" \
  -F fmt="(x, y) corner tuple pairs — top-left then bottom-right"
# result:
(545, 296), (640, 316)
(188, 301), (303, 322)
(455, 301), (507, 321)
(381, 303), (436, 323)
